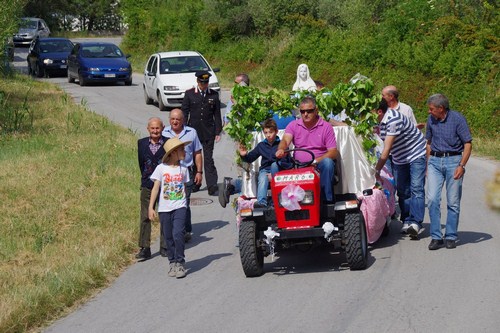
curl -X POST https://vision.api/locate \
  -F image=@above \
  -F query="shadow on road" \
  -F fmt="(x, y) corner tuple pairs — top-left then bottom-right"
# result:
(266, 243), (376, 275)
(457, 230), (492, 246)
(188, 219), (230, 248)
(187, 253), (232, 275)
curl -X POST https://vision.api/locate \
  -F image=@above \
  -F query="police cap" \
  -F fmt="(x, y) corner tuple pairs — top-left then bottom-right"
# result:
(195, 70), (211, 82)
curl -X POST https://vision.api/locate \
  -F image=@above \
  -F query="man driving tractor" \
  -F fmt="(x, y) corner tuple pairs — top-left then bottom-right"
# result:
(275, 96), (338, 202)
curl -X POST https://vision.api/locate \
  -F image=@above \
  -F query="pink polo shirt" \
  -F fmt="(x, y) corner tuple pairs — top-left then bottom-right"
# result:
(285, 117), (337, 162)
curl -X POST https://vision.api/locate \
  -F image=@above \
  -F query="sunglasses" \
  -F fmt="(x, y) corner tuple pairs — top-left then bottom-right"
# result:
(299, 108), (315, 114)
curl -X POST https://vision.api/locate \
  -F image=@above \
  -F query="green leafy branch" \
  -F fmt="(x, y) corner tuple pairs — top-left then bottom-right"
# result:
(225, 78), (381, 162)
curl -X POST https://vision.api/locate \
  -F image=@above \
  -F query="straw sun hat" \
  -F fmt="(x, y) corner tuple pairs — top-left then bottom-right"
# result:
(162, 137), (192, 163)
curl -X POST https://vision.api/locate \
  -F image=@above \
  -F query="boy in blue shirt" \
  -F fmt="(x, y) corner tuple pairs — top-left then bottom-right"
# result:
(239, 118), (289, 208)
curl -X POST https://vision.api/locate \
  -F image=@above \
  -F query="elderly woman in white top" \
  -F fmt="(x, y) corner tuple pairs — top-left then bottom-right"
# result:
(292, 63), (316, 92)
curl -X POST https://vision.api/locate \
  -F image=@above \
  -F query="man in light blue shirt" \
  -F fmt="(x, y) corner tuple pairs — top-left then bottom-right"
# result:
(162, 108), (203, 242)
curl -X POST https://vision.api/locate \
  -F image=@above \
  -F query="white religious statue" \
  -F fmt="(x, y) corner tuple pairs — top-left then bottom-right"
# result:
(292, 63), (316, 92)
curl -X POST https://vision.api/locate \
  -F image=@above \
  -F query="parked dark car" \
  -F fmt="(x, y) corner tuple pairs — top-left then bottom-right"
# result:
(13, 18), (50, 46)
(27, 37), (73, 77)
(67, 42), (132, 86)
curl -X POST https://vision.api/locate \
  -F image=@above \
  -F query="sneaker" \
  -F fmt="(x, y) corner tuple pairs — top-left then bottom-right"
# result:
(428, 239), (444, 250)
(445, 239), (456, 249)
(407, 223), (421, 240)
(184, 232), (192, 243)
(168, 263), (177, 277)
(400, 223), (410, 234)
(135, 247), (151, 260)
(176, 263), (187, 278)
(253, 202), (267, 209)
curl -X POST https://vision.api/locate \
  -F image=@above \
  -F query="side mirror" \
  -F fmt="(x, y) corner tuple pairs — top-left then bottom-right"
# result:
(212, 67), (220, 73)
(126, 54), (131, 59)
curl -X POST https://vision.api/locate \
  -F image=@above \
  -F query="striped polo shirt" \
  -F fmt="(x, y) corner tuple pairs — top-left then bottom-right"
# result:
(379, 109), (426, 165)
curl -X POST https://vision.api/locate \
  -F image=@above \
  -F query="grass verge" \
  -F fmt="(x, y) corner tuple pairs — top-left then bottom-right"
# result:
(0, 75), (154, 333)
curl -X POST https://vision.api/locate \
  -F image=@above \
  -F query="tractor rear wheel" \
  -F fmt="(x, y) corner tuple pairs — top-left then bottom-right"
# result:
(344, 211), (368, 270)
(239, 220), (264, 277)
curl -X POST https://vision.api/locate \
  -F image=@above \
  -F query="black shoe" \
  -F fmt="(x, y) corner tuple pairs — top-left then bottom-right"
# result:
(223, 177), (232, 204)
(428, 239), (444, 250)
(135, 247), (152, 260)
(445, 239), (456, 249)
(160, 247), (168, 257)
(184, 232), (192, 243)
(253, 202), (266, 209)
(192, 184), (201, 193)
(219, 181), (228, 208)
(208, 185), (219, 196)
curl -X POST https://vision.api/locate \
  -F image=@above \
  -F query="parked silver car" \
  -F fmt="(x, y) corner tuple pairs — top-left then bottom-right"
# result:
(13, 18), (50, 46)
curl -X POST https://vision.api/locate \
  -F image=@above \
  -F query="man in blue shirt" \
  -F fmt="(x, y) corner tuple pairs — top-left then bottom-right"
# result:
(425, 94), (472, 250)
(162, 108), (203, 242)
(373, 100), (427, 239)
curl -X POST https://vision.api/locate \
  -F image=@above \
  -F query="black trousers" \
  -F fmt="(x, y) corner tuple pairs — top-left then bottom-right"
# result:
(199, 138), (218, 189)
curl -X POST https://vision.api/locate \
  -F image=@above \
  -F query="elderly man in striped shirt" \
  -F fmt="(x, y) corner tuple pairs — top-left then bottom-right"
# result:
(374, 100), (427, 239)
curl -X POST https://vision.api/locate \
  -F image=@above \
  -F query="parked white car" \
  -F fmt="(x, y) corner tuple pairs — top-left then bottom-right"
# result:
(143, 51), (220, 110)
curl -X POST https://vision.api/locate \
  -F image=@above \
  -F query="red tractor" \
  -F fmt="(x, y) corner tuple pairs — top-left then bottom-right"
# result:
(238, 148), (368, 277)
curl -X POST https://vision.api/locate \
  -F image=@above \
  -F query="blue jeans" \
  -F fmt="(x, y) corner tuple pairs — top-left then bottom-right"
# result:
(160, 207), (187, 264)
(427, 155), (463, 240)
(393, 156), (426, 226)
(257, 168), (271, 205)
(318, 158), (335, 202)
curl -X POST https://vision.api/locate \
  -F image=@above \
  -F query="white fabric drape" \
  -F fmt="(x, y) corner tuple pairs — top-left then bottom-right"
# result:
(241, 126), (376, 197)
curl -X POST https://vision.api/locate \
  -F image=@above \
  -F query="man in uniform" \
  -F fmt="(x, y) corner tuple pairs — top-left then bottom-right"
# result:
(182, 70), (222, 196)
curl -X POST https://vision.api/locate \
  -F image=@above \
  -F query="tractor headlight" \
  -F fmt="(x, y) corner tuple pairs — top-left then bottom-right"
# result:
(300, 190), (314, 205)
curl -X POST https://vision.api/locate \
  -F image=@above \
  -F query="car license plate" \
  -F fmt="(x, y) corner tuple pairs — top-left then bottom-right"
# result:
(60, 65), (67, 69)
(104, 74), (116, 78)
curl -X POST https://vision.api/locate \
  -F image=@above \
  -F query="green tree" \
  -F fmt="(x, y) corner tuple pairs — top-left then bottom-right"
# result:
(0, 0), (27, 76)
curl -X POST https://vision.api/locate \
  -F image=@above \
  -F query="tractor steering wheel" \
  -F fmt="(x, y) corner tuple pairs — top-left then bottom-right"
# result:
(277, 148), (315, 169)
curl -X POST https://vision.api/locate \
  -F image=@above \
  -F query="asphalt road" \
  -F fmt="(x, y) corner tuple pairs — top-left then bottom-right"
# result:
(13, 40), (500, 333)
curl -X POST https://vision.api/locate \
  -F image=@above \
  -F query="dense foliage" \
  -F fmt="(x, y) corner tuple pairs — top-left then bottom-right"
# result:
(0, 0), (27, 75)
(23, 0), (123, 31)
(121, 0), (499, 140)
(226, 79), (380, 159)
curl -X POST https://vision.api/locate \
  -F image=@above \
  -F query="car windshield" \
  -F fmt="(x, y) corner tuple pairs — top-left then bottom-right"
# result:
(40, 40), (73, 53)
(160, 56), (209, 74)
(20, 19), (37, 29)
(81, 45), (123, 58)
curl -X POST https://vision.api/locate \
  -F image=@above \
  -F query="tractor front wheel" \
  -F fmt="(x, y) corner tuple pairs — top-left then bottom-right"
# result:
(344, 211), (368, 270)
(239, 220), (264, 277)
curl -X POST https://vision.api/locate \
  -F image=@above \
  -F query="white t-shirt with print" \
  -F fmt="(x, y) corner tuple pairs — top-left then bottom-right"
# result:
(150, 163), (190, 212)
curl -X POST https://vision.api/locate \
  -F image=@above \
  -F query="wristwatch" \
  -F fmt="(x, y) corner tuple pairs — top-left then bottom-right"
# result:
(458, 163), (466, 170)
